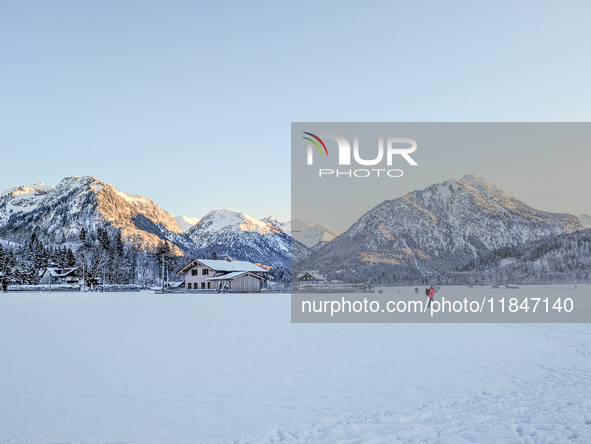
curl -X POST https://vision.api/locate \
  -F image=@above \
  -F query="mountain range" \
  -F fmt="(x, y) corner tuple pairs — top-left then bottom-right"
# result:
(263, 217), (340, 249)
(186, 209), (306, 268)
(296, 175), (586, 283)
(1, 174), (588, 284)
(578, 214), (591, 229)
(173, 215), (200, 233)
(0, 176), (309, 269)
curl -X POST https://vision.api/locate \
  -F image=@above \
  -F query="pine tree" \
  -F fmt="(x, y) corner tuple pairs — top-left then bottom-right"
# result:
(113, 230), (124, 255)
(29, 232), (38, 250)
(66, 249), (76, 267)
(0, 243), (5, 290)
(99, 228), (111, 252)
(79, 227), (87, 245)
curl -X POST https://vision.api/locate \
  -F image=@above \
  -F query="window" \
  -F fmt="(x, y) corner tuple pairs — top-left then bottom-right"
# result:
(202, 268), (209, 275)
(191, 269), (198, 276)
(201, 282), (205, 289)
(188, 283), (192, 289)
(207, 282), (211, 289)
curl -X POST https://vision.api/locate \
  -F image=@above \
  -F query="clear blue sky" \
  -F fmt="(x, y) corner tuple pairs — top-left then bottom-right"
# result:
(1, 1), (590, 224)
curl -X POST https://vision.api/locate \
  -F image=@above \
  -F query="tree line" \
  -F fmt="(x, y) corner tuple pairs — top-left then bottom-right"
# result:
(296, 230), (591, 286)
(0, 228), (186, 288)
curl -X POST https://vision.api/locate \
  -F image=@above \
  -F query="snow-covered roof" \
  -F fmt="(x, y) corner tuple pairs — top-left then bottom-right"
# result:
(206, 271), (264, 281)
(167, 281), (184, 288)
(44, 267), (78, 277)
(179, 259), (267, 274)
(297, 272), (325, 281)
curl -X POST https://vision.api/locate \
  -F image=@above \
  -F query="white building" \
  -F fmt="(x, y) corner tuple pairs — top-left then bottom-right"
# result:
(297, 272), (326, 288)
(39, 267), (80, 285)
(178, 258), (267, 292)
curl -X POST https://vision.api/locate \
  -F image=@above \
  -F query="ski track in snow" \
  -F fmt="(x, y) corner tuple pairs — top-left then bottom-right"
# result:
(238, 368), (591, 443)
(237, 319), (591, 443)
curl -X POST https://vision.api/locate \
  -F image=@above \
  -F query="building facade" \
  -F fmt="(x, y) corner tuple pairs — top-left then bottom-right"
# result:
(297, 272), (326, 289)
(178, 258), (267, 292)
(39, 267), (80, 285)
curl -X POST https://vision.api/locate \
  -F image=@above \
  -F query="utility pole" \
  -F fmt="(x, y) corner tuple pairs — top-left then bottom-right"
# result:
(162, 255), (165, 293)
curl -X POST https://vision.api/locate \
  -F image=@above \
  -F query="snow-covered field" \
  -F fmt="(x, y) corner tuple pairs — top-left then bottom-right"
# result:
(1, 286), (590, 443)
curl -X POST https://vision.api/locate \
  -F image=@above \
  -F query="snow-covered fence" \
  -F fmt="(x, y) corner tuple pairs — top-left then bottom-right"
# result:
(155, 289), (264, 294)
(6, 284), (81, 292)
(293, 283), (374, 293)
(93, 284), (141, 292)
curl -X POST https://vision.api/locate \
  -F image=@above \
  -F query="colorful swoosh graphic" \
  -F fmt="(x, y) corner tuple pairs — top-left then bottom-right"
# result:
(302, 132), (328, 156)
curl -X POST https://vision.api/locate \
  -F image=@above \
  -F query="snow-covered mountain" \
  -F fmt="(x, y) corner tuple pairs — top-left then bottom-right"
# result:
(289, 218), (340, 248)
(0, 183), (55, 226)
(297, 175), (585, 283)
(173, 215), (200, 233)
(0, 176), (193, 254)
(452, 229), (591, 285)
(0, 177), (311, 268)
(262, 216), (291, 235)
(578, 214), (591, 229)
(187, 209), (310, 267)
(262, 217), (341, 248)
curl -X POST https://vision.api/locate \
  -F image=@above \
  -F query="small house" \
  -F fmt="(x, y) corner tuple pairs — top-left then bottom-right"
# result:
(207, 271), (266, 293)
(178, 258), (268, 293)
(297, 272), (326, 288)
(165, 281), (185, 290)
(39, 267), (80, 285)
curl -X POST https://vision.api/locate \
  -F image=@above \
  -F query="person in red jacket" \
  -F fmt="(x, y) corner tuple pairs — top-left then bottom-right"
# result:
(427, 285), (438, 308)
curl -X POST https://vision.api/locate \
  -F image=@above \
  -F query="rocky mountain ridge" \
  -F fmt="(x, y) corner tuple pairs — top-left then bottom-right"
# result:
(0, 176), (194, 255)
(296, 175), (585, 283)
(187, 209), (310, 268)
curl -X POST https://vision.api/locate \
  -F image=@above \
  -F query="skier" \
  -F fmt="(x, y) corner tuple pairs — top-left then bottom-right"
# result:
(415, 287), (419, 294)
(427, 285), (438, 309)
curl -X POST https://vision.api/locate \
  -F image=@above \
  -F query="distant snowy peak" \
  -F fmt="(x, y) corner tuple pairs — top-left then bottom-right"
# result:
(262, 216), (341, 248)
(186, 209), (299, 267)
(0, 183), (55, 225)
(410, 174), (515, 214)
(460, 174), (504, 192)
(578, 214), (591, 229)
(290, 218), (341, 248)
(400, 174), (574, 224)
(192, 209), (282, 236)
(262, 216), (291, 235)
(173, 215), (201, 233)
(0, 182), (54, 198)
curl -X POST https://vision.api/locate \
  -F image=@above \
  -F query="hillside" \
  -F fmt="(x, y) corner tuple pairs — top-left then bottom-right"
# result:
(296, 175), (584, 284)
(0, 176), (193, 255)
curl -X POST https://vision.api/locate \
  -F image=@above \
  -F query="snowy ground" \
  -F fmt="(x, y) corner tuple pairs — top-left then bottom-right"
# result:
(0, 286), (590, 443)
